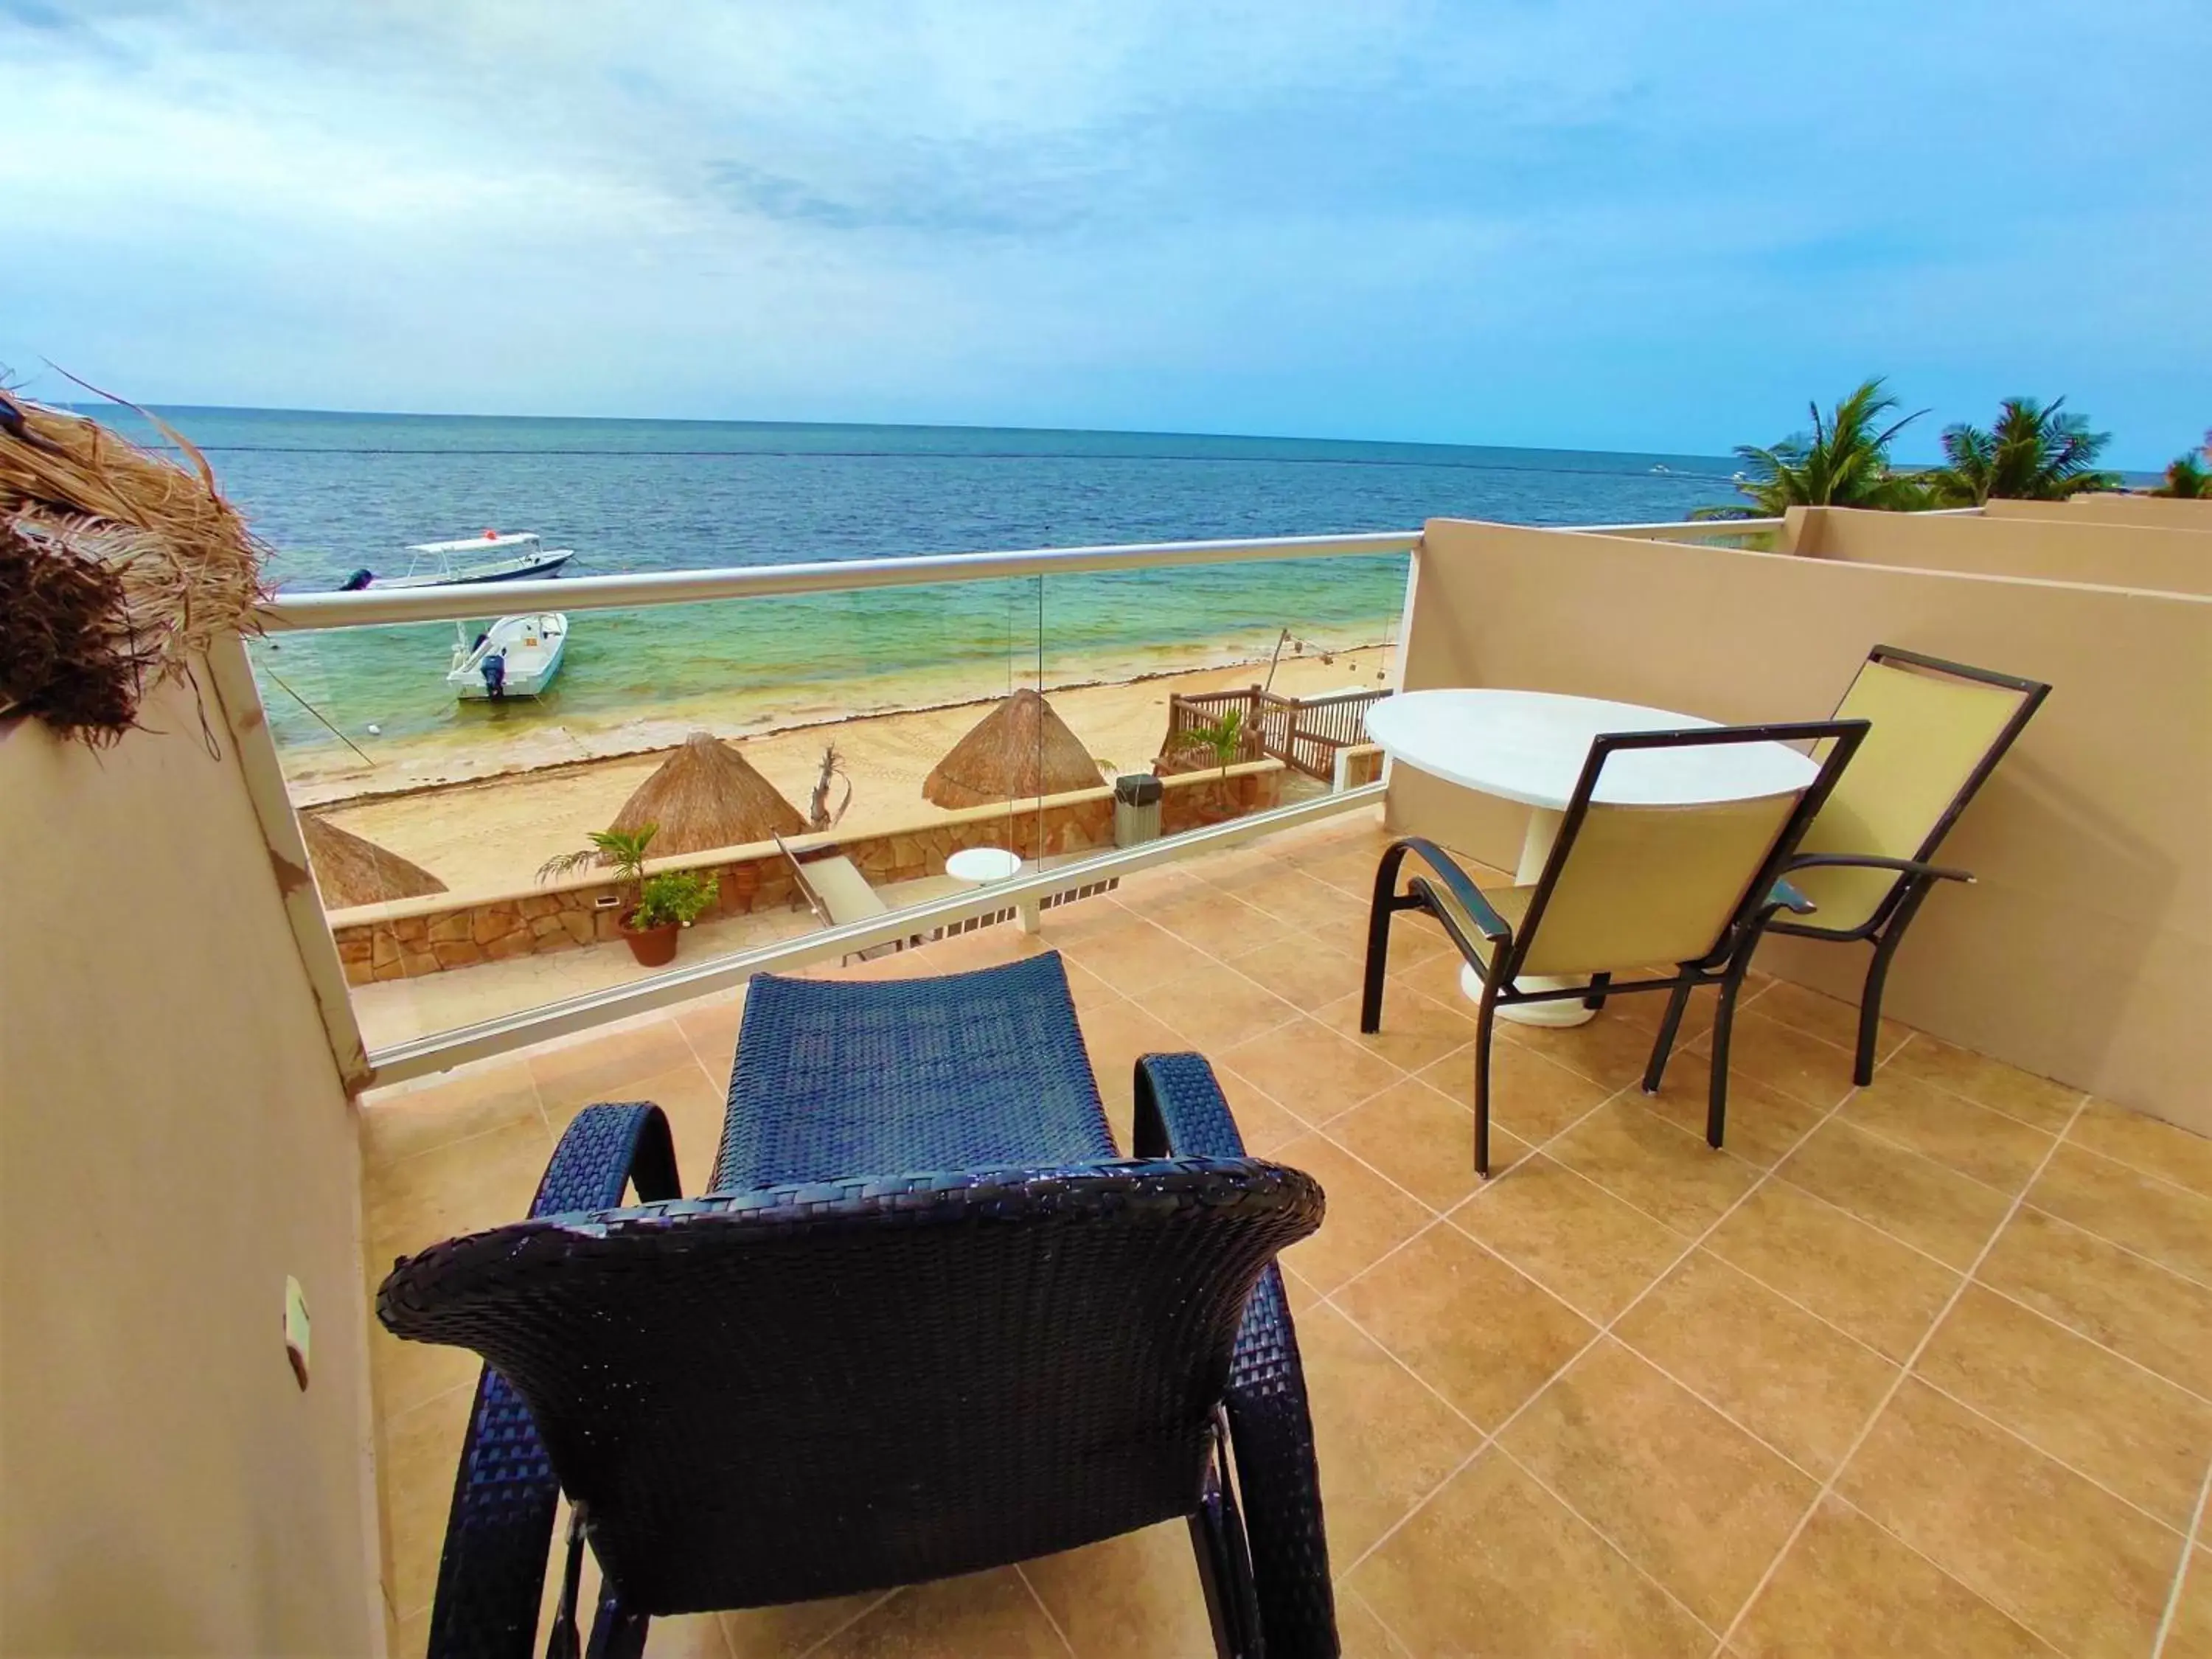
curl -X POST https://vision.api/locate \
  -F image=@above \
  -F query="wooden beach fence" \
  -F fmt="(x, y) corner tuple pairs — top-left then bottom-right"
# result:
(608, 731), (807, 855)
(1158, 686), (1388, 782)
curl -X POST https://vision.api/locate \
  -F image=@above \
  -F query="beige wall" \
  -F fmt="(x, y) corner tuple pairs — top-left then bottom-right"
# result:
(1392, 519), (2211, 1132)
(1, 673), (381, 1655)
(1787, 506), (2212, 595)
(1986, 495), (2212, 532)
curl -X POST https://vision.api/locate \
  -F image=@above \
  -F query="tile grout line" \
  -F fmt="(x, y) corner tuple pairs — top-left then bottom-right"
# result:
(787, 1588), (899, 1659)
(1711, 1091), (2095, 1658)
(1818, 1492), (2066, 1656)
(1012, 1562), (1079, 1657)
(2152, 1452), (2212, 1657)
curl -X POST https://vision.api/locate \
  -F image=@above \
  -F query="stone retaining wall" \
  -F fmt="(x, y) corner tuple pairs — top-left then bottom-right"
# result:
(330, 762), (1283, 984)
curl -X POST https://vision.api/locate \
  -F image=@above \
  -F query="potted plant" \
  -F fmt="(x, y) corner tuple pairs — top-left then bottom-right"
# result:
(538, 824), (716, 967)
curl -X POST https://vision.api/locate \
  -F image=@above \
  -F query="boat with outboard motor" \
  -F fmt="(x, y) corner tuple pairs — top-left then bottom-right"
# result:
(339, 530), (574, 591)
(448, 613), (568, 700)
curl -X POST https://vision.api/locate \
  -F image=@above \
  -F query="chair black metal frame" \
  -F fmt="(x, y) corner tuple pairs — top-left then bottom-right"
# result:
(1747, 644), (2051, 1085)
(1361, 720), (1868, 1174)
(379, 953), (1337, 1659)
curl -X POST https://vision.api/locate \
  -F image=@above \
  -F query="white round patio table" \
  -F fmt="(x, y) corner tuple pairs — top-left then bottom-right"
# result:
(1364, 689), (1818, 1027)
(945, 846), (1024, 884)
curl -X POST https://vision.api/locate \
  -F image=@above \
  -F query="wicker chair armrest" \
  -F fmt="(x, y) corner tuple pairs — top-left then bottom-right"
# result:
(1784, 852), (1975, 885)
(1224, 1266), (1338, 1657)
(1133, 1052), (1248, 1160)
(414, 1103), (680, 1659)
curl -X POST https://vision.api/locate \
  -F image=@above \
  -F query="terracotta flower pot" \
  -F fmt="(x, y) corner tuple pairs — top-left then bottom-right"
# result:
(622, 913), (680, 967)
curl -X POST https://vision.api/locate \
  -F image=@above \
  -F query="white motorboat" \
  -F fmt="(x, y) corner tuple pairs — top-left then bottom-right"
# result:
(449, 614), (568, 700)
(340, 531), (574, 591)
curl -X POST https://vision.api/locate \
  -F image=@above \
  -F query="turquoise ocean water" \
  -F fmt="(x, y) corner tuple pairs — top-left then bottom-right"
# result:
(87, 407), (1743, 768)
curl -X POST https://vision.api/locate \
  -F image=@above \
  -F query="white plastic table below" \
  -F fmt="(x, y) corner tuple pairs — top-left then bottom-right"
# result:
(1364, 689), (1818, 1026)
(944, 846), (1037, 933)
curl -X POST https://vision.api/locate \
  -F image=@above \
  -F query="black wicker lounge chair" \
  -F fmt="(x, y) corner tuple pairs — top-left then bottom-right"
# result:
(379, 952), (1335, 1658)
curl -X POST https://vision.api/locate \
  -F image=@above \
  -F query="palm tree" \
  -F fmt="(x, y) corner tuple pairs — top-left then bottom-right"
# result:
(1919, 397), (2118, 505)
(2152, 453), (2209, 498)
(1695, 378), (1930, 518)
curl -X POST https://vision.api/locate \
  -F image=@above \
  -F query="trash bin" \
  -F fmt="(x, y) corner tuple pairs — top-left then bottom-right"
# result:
(1113, 773), (1164, 847)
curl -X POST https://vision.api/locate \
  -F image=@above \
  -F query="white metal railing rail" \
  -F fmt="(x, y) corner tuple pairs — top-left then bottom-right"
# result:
(257, 529), (1424, 631)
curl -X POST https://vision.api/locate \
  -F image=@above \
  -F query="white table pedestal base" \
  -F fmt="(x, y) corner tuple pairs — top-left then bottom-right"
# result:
(1467, 807), (1596, 1029)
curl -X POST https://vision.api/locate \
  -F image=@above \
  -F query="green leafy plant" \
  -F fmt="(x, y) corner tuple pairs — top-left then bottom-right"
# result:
(1194, 707), (1245, 773)
(538, 823), (658, 910)
(1694, 378), (1930, 518)
(1920, 396), (2119, 505)
(632, 869), (717, 930)
(2152, 452), (2211, 498)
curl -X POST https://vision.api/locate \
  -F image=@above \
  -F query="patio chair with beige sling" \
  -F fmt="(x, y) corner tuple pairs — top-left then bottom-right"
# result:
(776, 832), (906, 964)
(1362, 718), (1869, 1175)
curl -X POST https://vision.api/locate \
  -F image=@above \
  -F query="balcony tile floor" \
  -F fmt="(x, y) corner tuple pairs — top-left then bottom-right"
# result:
(361, 811), (2212, 1658)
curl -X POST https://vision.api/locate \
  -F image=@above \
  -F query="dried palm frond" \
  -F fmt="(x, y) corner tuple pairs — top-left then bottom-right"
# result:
(0, 386), (268, 745)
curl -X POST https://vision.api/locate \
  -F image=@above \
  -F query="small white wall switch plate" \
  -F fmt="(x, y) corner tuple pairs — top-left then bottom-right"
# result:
(284, 1276), (311, 1391)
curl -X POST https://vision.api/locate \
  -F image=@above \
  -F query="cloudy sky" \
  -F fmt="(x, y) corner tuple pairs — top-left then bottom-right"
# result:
(4, 0), (2205, 462)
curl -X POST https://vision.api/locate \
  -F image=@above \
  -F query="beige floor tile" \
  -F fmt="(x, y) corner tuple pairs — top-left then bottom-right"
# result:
(1975, 1207), (2212, 1395)
(1840, 1073), (2056, 1195)
(526, 1018), (699, 1116)
(1145, 887), (1295, 959)
(1059, 916), (1217, 995)
(1216, 1069), (1310, 1158)
(1451, 1155), (1687, 1322)
(1236, 867), (1371, 933)
(2169, 1548), (2212, 1659)
(1057, 953), (1123, 1019)
(1295, 1302), (1484, 1565)
(1228, 931), (1368, 1012)
(1705, 1180), (1961, 1362)
(1346, 1449), (1712, 1658)
(1635, 1071), (1827, 1169)
(1311, 900), (1453, 968)
(1742, 979), (1910, 1066)
(387, 1606), (429, 1659)
(1500, 1338), (1818, 1629)
(2025, 1143), (2212, 1287)
(1323, 1077), (1532, 1210)
(1731, 1496), (2056, 1658)
(1384, 939), (1487, 1012)
(1219, 1018), (1404, 1126)
(1275, 1134), (1433, 1295)
(366, 1115), (554, 1265)
(382, 1382), (477, 1619)
(369, 1313), (483, 1425)
(1334, 1587), (1413, 1658)
(810, 1568), (1065, 1657)
(1837, 1378), (2180, 1658)
(1021, 1522), (1214, 1658)
(1127, 964), (1301, 1051)
(1419, 1041), (1615, 1148)
(360, 1060), (543, 1171)
(1913, 1283), (2212, 1529)
(1775, 1119), (2011, 1270)
(1546, 1099), (1762, 1235)
(1495, 1005), (1677, 1093)
(1878, 1036), (2081, 1133)
(673, 987), (748, 1093)
(1613, 1251), (1899, 1478)
(1076, 1000), (1189, 1152)
(1314, 985), (1475, 1078)
(1683, 1010), (1860, 1111)
(1335, 1223), (1596, 1431)
(2067, 1097), (2212, 1199)
(720, 1590), (892, 1658)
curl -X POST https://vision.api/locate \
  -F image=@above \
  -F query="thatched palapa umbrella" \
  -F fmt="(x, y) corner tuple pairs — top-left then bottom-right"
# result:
(608, 732), (805, 855)
(301, 814), (448, 909)
(922, 689), (1105, 809)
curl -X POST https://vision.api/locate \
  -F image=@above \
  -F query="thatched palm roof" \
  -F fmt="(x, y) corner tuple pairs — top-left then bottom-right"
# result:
(922, 689), (1105, 809)
(608, 731), (804, 855)
(301, 814), (447, 909)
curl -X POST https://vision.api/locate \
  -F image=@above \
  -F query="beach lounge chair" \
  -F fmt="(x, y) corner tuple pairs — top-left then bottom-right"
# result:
(1688, 644), (2049, 1085)
(1362, 719), (1868, 1173)
(775, 831), (900, 961)
(378, 953), (1335, 1658)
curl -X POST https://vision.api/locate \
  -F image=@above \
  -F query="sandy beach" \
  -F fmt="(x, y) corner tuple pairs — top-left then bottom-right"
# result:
(309, 641), (1395, 900)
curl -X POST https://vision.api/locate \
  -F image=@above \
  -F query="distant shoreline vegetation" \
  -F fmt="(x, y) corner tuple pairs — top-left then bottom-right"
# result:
(1697, 379), (2199, 517)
